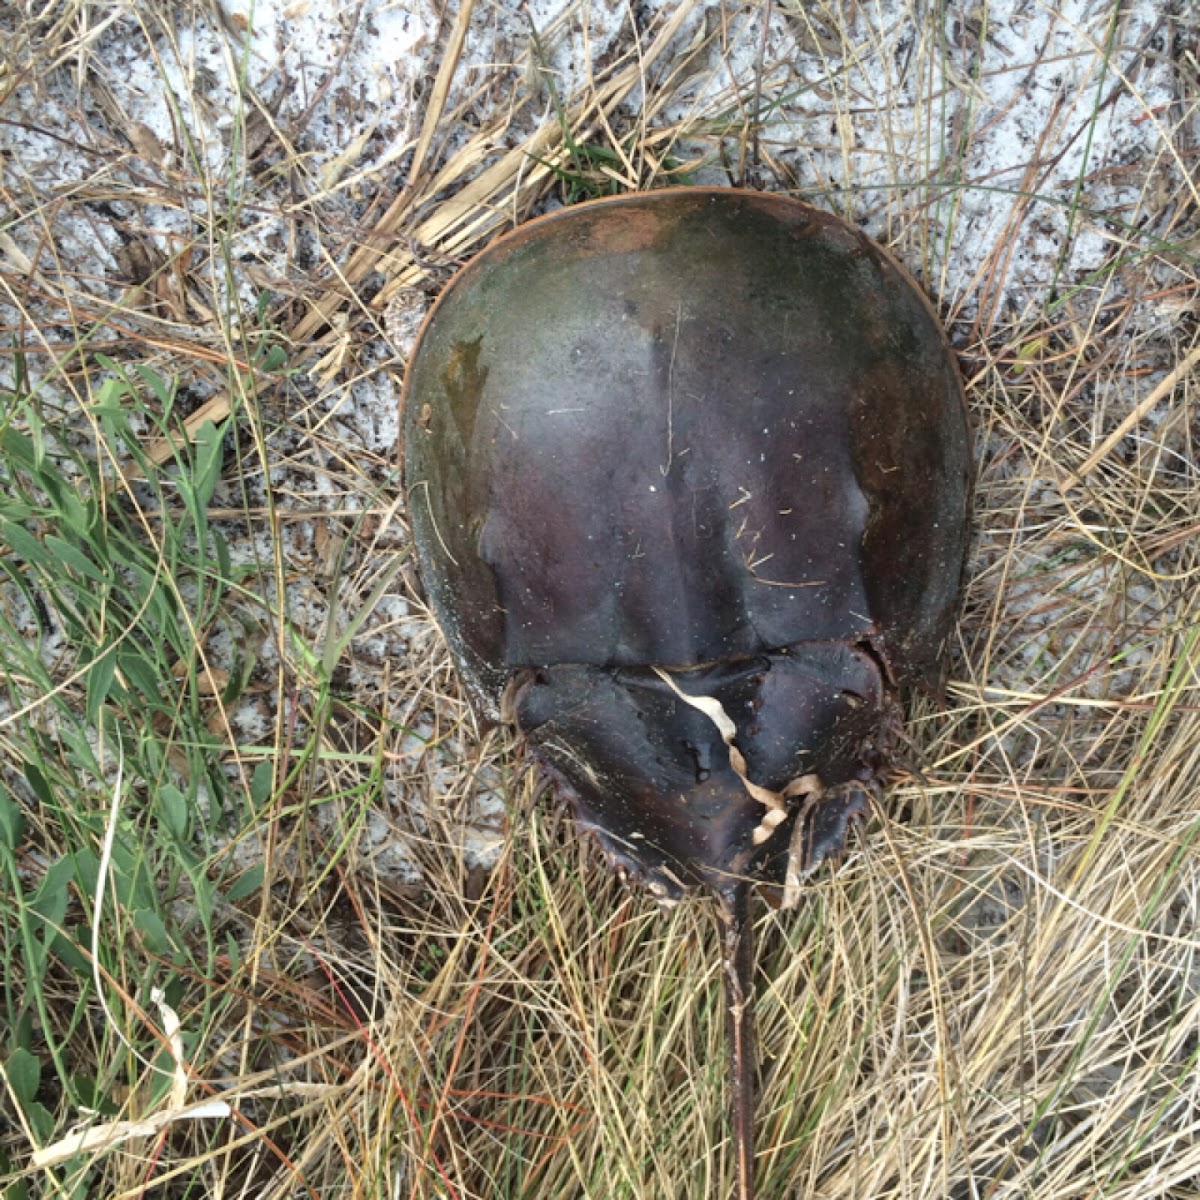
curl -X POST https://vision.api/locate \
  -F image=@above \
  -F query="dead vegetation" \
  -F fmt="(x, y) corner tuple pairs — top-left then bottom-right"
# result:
(0, 0), (1198, 1197)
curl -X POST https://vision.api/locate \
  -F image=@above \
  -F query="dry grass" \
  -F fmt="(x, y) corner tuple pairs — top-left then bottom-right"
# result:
(1, 0), (1198, 1197)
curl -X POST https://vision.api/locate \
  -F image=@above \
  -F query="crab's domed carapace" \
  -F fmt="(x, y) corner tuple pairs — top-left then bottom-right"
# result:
(404, 188), (970, 901)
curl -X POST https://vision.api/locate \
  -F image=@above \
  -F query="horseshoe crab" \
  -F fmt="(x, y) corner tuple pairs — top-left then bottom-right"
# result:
(402, 188), (971, 1197)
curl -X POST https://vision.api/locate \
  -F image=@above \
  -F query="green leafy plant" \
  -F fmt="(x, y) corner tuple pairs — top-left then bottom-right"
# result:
(0, 358), (259, 1167)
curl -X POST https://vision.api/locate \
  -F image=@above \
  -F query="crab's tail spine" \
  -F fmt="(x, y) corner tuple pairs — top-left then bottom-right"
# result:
(719, 882), (756, 1200)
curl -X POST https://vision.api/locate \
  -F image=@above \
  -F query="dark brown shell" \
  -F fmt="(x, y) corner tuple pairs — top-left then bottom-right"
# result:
(403, 188), (971, 901)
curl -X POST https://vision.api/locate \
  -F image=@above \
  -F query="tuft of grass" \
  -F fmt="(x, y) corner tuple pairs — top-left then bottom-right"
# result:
(0, 356), (259, 1192)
